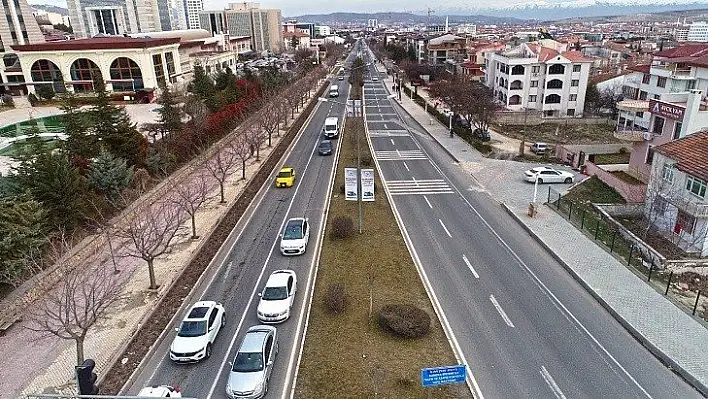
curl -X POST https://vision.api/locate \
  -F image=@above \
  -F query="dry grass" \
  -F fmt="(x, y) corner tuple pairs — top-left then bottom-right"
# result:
(496, 122), (619, 144)
(295, 118), (471, 399)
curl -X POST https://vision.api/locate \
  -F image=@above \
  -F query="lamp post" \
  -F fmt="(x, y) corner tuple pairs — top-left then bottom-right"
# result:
(449, 112), (453, 138)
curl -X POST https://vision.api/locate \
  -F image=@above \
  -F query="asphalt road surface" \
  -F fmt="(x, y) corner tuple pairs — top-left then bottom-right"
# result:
(123, 50), (359, 399)
(360, 43), (702, 399)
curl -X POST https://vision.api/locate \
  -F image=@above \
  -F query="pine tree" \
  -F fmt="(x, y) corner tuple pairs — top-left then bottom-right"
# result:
(60, 92), (98, 161)
(188, 63), (219, 112)
(88, 150), (134, 204)
(157, 85), (183, 139)
(0, 194), (48, 286)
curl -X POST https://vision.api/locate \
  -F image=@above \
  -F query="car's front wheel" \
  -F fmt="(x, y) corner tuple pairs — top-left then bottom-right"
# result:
(564, 177), (572, 184)
(537, 178), (544, 184)
(206, 343), (212, 359)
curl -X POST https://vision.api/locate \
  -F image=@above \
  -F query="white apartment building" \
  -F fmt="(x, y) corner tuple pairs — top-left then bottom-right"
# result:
(199, 2), (282, 53)
(315, 25), (330, 37)
(484, 39), (593, 118)
(0, 0), (44, 96)
(68, 0), (189, 38)
(674, 27), (689, 42)
(456, 24), (476, 36)
(183, 0), (203, 29)
(687, 21), (708, 42)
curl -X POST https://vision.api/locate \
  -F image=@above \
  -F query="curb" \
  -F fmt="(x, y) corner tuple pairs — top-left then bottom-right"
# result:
(500, 202), (708, 397)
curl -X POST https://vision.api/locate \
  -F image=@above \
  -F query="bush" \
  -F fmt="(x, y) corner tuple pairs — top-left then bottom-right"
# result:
(28, 93), (39, 107)
(324, 283), (346, 314)
(331, 215), (354, 239)
(36, 85), (55, 101)
(378, 304), (431, 338)
(360, 154), (374, 167)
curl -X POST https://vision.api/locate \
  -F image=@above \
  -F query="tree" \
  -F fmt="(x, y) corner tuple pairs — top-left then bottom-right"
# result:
(170, 173), (210, 239)
(156, 85), (183, 140)
(60, 93), (98, 162)
(294, 47), (314, 65)
(188, 63), (219, 112)
(599, 87), (623, 119)
(584, 82), (602, 115)
(87, 150), (134, 204)
(349, 57), (366, 88)
(36, 85), (56, 101)
(202, 143), (240, 203)
(257, 104), (280, 146)
(245, 123), (265, 161)
(258, 65), (290, 97)
(53, 23), (73, 33)
(115, 202), (184, 289)
(231, 133), (252, 180)
(26, 238), (122, 365)
(428, 77), (498, 133)
(0, 194), (47, 287)
(284, 84), (301, 118)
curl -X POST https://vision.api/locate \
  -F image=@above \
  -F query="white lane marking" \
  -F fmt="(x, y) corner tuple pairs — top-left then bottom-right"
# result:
(395, 149), (401, 158)
(205, 123), (324, 399)
(438, 219), (452, 238)
(423, 195), (433, 209)
(540, 366), (567, 399)
(383, 123), (388, 129)
(412, 176), (418, 187)
(489, 294), (515, 328)
(390, 138), (395, 145)
(403, 161), (410, 171)
(390, 100), (653, 398)
(462, 255), (479, 279)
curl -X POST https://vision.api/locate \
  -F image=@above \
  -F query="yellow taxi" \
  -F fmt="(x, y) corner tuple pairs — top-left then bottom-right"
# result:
(275, 167), (296, 188)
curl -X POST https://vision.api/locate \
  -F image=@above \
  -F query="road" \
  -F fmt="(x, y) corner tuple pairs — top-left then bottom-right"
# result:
(360, 42), (702, 398)
(123, 50), (358, 399)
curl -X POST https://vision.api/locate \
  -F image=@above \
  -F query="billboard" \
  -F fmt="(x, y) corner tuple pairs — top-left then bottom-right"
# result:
(649, 99), (685, 121)
(344, 168), (358, 201)
(361, 168), (375, 201)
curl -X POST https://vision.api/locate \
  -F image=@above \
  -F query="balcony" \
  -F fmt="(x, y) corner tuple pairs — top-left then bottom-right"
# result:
(616, 99), (649, 112)
(662, 194), (708, 218)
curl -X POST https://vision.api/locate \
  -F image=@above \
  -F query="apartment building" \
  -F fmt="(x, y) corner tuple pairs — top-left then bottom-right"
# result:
(427, 34), (466, 65)
(0, 0), (44, 95)
(184, 0), (204, 29)
(68, 0), (186, 38)
(687, 21), (708, 42)
(484, 39), (593, 118)
(199, 2), (282, 53)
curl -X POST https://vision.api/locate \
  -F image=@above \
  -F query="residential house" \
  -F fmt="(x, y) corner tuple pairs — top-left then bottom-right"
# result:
(427, 34), (467, 66)
(647, 131), (708, 256)
(283, 31), (310, 51)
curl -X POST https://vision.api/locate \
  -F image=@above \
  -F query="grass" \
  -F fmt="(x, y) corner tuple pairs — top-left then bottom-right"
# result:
(564, 176), (626, 205)
(610, 171), (643, 185)
(594, 152), (630, 165)
(295, 118), (471, 399)
(496, 122), (619, 144)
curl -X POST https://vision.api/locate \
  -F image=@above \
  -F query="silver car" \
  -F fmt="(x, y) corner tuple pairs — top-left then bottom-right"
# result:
(226, 325), (278, 399)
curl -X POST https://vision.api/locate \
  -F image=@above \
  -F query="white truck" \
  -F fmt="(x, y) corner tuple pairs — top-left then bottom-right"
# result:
(323, 117), (340, 139)
(329, 84), (339, 97)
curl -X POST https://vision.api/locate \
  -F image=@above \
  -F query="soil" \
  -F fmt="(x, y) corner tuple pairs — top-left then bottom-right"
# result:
(617, 216), (693, 260)
(99, 81), (328, 394)
(496, 122), (619, 144)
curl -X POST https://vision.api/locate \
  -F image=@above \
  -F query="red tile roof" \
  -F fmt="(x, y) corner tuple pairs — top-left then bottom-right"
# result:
(12, 36), (180, 51)
(654, 131), (708, 181)
(628, 64), (650, 73)
(561, 50), (592, 62)
(653, 43), (708, 59)
(684, 54), (708, 68)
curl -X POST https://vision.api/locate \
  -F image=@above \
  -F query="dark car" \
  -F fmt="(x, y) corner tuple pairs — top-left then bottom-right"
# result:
(318, 140), (333, 156)
(473, 128), (491, 142)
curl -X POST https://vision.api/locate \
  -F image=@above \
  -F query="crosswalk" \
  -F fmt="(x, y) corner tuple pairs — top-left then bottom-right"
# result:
(375, 149), (427, 161)
(368, 130), (409, 137)
(385, 179), (454, 196)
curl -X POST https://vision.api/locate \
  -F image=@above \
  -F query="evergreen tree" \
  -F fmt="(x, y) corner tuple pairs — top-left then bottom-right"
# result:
(188, 63), (219, 112)
(60, 93), (98, 161)
(0, 194), (48, 286)
(156, 85), (183, 139)
(88, 150), (134, 204)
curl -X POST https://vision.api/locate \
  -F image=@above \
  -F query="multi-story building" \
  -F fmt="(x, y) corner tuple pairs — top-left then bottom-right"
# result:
(68, 0), (187, 38)
(199, 2), (282, 53)
(367, 19), (378, 31)
(484, 39), (593, 118)
(183, 0), (203, 29)
(674, 27), (689, 42)
(456, 24), (477, 37)
(315, 25), (330, 37)
(0, 0), (44, 95)
(687, 21), (708, 42)
(427, 34), (466, 65)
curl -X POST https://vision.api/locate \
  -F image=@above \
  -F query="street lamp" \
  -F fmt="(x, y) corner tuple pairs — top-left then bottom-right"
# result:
(449, 112), (453, 138)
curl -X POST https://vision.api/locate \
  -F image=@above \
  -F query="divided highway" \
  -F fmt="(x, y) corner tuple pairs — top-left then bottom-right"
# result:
(360, 43), (701, 398)
(123, 51), (356, 399)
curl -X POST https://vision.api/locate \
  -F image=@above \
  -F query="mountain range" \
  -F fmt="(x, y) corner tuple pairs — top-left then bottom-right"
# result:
(30, 4), (69, 15)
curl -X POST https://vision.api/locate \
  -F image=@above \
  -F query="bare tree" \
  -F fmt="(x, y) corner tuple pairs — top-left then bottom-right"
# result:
(231, 132), (252, 180)
(25, 238), (123, 365)
(115, 203), (184, 289)
(245, 122), (266, 161)
(258, 104), (280, 147)
(428, 77), (498, 133)
(201, 143), (240, 204)
(275, 96), (290, 130)
(284, 84), (301, 118)
(170, 172), (210, 239)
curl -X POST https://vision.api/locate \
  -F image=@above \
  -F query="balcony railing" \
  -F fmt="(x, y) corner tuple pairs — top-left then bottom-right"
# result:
(662, 194), (708, 218)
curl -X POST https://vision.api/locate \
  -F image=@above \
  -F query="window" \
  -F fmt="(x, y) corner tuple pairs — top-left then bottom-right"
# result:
(645, 147), (654, 164)
(164, 51), (176, 76)
(572, 64), (581, 72)
(654, 94), (660, 100)
(547, 79), (563, 89)
(676, 210), (696, 234)
(662, 163), (675, 183)
(530, 80), (538, 87)
(673, 122), (682, 139)
(153, 54), (165, 87)
(529, 95), (537, 102)
(653, 196), (668, 216)
(636, 111), (644, 118)
(652, 116), (664, 134)
(639, 91), (648, 100)
(544, 94), (561, 104)
(567, 109), (575, 116)
(657, 76), (667, 88)
(110, 57), (143, 91)
(686, 175), (707, 198)
(207, 309), (217, 328)
(548, 64), (565, 74)
(642, 74), (650, 84)
(532, 65), (540, 73)
(571, 79), (579, 87)
(569, 94), (577, 101)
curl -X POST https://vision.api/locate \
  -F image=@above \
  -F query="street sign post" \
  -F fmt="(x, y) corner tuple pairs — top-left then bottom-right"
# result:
(361, 168), (375, 202)
(421, 365), (467, 387)
(344, 167), (358, 201)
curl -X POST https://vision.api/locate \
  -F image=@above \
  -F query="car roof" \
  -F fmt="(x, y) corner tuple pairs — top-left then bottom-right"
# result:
(279, 167), (293, 172)
(239, 326), (276, 352)
(186, 301), (216, 320)
(530, 166), (556, 172)
(137, 386), (176, 396)
(265, 270), (295, 287)
(325, 117), (338, 123)
(286, 217), (305, 226)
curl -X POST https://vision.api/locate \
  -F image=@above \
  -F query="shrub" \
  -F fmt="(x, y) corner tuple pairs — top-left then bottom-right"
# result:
(378, 304), (431, 338)
(360, 154), (374, 167)
(331, 215), (354, 239)
(324, 283), (346, 314)
(28, 93), (39, 107)
(36, 85), (55, 101)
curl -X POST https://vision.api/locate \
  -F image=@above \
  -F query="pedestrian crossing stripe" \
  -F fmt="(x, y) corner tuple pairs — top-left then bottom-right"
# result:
(384, 179), (454, 196)
(375, 150), (427, 160)
(368, 130), (409, 137)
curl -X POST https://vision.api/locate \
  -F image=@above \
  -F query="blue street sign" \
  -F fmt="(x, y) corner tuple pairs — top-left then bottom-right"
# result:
(421, 365), (467, 387)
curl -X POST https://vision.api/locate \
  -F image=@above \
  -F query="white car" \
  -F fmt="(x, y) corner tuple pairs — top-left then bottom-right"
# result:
(524, 166), (575, 184)
(441, 108), (454, 118)
(137, 385), (182, 397)
(257, 270), (297, 323)
(170, 301), (226, 362)
(279, 217), (310, 256)
(372, 76), (379, 81)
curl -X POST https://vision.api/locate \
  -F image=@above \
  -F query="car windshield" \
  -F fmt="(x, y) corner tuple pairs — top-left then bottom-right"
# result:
(277, 171), (292, 178)
(283, 223), (303, 240)
(232, 352), (264, 372)
(325, 124), (336, 131)
(320, 142), (331, 149)
(262, 286), (288, 300)
(177, 320), (206, 337)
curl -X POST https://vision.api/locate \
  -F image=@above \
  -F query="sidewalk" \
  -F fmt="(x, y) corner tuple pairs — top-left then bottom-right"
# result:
(376, 63), (708, 395)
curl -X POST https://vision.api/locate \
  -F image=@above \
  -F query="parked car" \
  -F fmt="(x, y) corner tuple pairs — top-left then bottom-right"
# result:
(257, 270), (297, 323)
(318, 140), (333, 155)
(137, 385), (182, 397)
(279, 217), (310, 255)
(274, 167), (296, 188)
(523, 166), (574, 184)
(530, 142), (549, 155)
(170, 301), (226, 362)
(226, 325), (278, 399)
(473, 128), (491, 142)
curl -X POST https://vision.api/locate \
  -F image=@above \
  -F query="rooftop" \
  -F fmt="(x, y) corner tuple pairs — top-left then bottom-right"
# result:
(11, 36), (180, 52)
(655, 131), (708, 182)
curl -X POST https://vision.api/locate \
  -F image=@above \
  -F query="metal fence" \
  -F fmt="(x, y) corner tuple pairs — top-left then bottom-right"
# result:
(547, 186), (707, 319)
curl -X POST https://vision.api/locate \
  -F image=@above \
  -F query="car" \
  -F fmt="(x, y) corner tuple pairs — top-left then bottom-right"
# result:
(473, 128), (491, 142)
(274, 167), (296, 188)
(170, 301), (226, 363)
(524, 166), (575, 184)
(257, 270), (297, 323)
(318, 140), (333, 155)
(137, 385), (182, 397)
(530, 142), (549, 155)
(226, 325), (278, 399)
(372, 76), (379, 81)
(279, 217), (310, 255)
(338, 75), (344, 81)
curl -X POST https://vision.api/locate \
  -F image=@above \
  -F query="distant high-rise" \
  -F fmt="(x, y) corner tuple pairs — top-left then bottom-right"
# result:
(183, 0), (203, 29)
(68, 0), (187, 38)
(687, 21), (708, 42)
(0, 0), (44, 95)
(200, 3), (282, 53)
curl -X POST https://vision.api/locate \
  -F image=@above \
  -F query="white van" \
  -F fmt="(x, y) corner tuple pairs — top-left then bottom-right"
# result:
(329, 85), (339, 97)
(323, 117), (339, 138)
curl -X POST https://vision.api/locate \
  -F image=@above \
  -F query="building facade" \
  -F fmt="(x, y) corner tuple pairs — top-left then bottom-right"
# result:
(687, 21), (708, 42)
(200, 2), (282, 54)
(68, 0), (187, 38)
(484, 40), (593, 118)
(427, 34), (466, 65)
(183, 0), (203, 29)
(1, 0), (45, 95)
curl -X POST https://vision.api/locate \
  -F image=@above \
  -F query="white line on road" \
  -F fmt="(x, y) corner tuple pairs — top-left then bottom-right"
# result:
(540, 366), (567, 399)
(423, 195), (433, 209)
(390, 138), (395, 145)
(462, 255), (479, 279)
(489, 295), (515, 328)
(412, 176), (418, 187)
(438, 219), (452, 238)
(403, 161), (410, 171)
(383, 123), (388, 129)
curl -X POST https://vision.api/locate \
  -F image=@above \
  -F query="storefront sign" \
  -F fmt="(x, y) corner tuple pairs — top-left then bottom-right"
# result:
(649, 99), (685, 121)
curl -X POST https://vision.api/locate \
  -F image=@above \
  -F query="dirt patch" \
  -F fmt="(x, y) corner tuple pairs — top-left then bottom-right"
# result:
(98, 81), (329, 394)
(496, 122), (619, 144)
(616, 216), (694, 260)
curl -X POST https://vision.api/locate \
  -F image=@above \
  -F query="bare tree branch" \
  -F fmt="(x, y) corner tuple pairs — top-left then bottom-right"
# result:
(169, 172), (210, 239)
(201, 143), (240, 204)
(231, 132), (252, 180)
